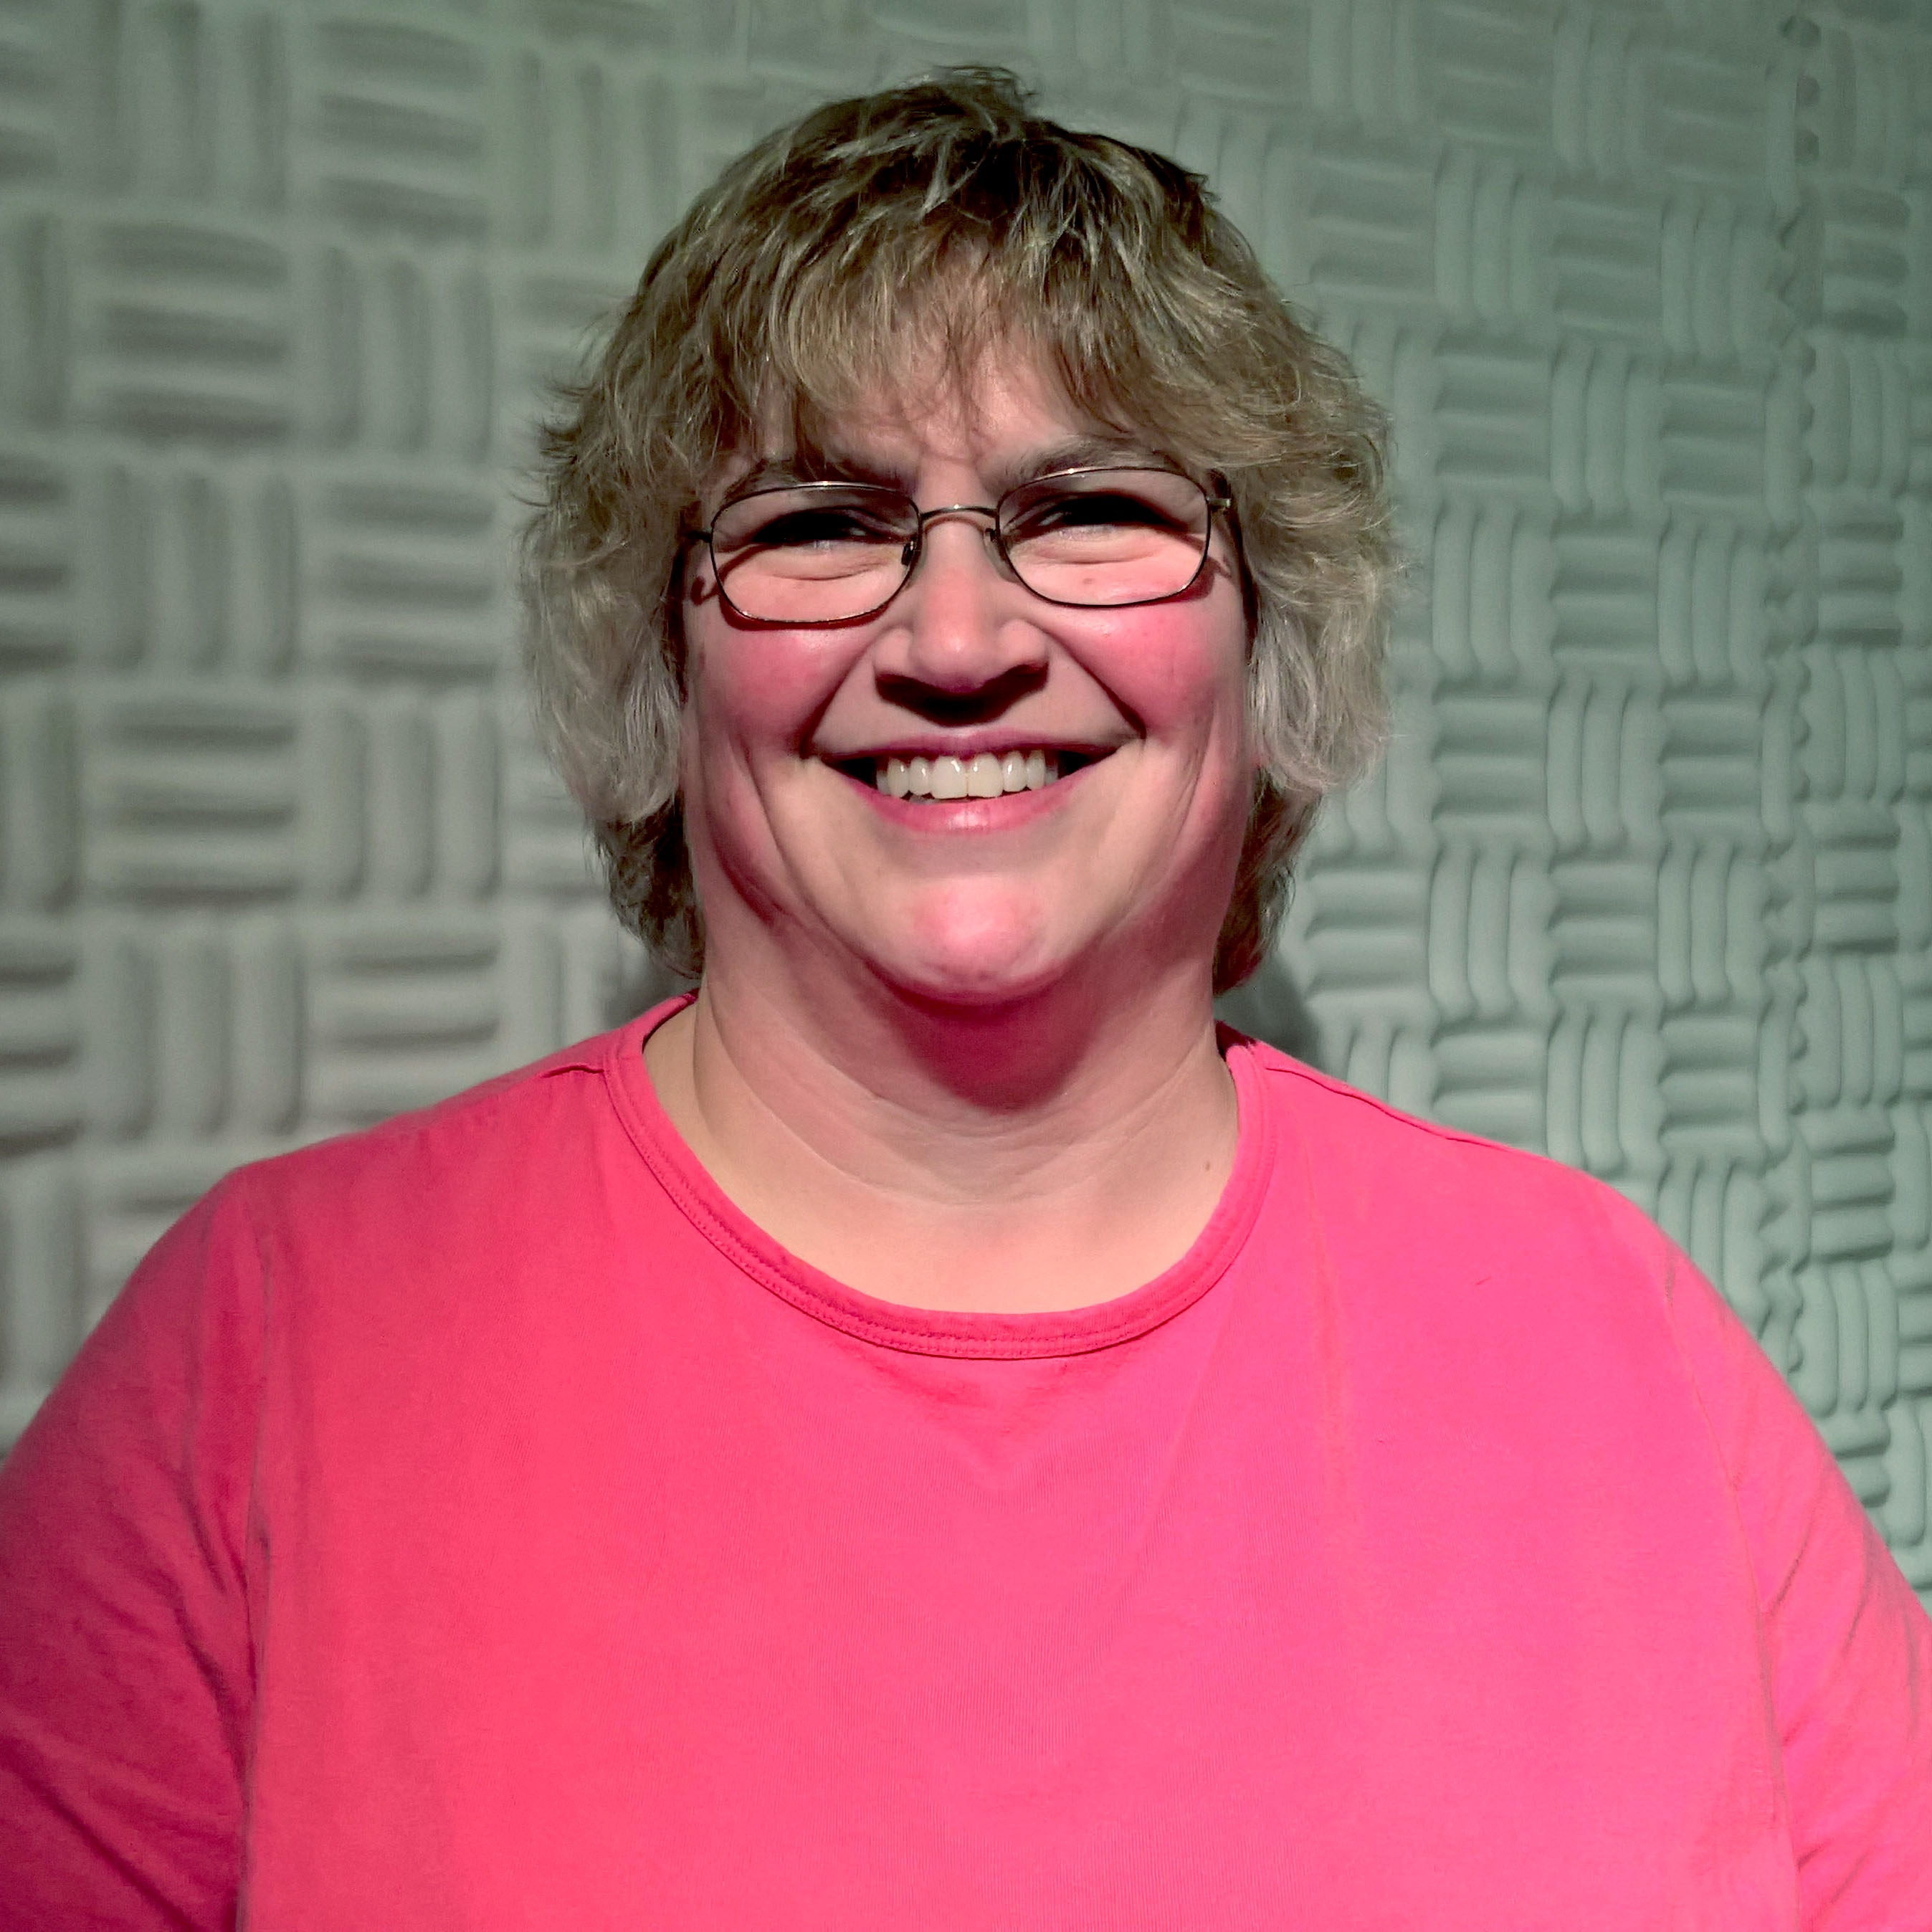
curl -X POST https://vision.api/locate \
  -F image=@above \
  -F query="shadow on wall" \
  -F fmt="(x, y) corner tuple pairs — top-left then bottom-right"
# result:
(609, 947), (1324, 1073)
(1213, 953), (1322, 1068)
(607, 952), (695, 1031)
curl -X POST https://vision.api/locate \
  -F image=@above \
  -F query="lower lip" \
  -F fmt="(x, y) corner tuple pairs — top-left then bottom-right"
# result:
(841, 762), (1095, 830)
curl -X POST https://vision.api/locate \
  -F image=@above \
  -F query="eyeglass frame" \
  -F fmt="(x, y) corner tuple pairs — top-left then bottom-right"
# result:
(685, 464), (1237, 628)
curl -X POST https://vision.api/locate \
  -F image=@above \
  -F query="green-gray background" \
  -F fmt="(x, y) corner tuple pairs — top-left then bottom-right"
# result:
(1, 0), (1928, 1609)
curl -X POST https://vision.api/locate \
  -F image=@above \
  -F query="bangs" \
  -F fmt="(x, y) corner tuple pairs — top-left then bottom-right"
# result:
(679, 117), (1254, 479)
(753, 247), (1022, 462)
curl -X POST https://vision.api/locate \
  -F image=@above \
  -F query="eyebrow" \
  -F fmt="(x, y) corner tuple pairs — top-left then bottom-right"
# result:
(722, 431), (1176, 505)
(987, 433), (1171, 495)
(727, 449), (902, 494)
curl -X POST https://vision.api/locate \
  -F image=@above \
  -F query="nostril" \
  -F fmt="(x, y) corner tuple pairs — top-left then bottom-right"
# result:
(875, 662), (1050, 722)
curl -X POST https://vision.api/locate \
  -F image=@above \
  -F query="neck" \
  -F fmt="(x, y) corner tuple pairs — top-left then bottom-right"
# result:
(644, 944), (1239, 1313)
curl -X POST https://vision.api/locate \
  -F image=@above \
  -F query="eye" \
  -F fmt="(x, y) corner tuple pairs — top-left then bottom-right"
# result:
(1009, 488), (1179, 538)
(736, 505), (904, 549)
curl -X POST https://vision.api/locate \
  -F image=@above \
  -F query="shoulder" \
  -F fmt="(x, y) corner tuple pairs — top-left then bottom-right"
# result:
(1234, 1034), (1653, 1258)
(219, 1017), (652, 1229)
(1227, 1034), (1737, 1435)
(1233, 1034), (1809, 1483)
(154, 1013), (686, 1435)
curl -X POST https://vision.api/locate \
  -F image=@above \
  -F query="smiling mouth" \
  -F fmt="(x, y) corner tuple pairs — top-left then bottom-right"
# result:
(827, 748), (1111, 800)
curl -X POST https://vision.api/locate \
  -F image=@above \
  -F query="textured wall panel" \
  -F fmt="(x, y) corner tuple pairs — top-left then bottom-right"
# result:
(1784, 2), (1931, 1589)
(1, 0), (1929, 1610)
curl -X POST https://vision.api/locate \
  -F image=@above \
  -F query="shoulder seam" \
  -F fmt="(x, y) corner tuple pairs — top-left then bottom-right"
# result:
(1249, 1047), (1553, 1161)
(313, 1037), (617, 1154)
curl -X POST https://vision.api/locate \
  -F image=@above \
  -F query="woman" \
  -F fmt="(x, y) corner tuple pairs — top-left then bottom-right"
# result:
(3, 70), (1928, 1929)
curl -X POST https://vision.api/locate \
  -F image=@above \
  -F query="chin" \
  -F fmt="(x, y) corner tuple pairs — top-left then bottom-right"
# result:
(875, 941), (1063, 1009)
(862, 899), (1074, 1009)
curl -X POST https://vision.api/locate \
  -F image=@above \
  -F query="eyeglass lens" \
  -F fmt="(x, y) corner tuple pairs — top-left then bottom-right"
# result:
(705, 468), (1214, 624)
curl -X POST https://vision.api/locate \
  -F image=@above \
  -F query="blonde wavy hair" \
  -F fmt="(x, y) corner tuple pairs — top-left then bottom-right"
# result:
(524, 68), (1395, 992)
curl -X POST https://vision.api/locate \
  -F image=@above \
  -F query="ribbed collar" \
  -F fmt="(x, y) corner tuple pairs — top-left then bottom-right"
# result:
(599, 996), (1273, 1360)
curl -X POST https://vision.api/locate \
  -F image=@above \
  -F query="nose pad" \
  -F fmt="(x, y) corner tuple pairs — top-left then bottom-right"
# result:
(898, 508), (1009, 592)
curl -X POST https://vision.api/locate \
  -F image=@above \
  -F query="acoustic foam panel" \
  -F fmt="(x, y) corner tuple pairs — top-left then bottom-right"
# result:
(0, 0), (1928, 1607)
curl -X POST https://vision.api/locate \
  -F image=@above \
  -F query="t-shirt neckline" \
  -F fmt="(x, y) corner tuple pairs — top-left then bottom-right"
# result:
(599, 996), (1274, 1360)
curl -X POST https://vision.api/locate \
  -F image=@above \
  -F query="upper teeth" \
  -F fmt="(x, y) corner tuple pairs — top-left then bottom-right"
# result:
(877, 751), (1058, 799)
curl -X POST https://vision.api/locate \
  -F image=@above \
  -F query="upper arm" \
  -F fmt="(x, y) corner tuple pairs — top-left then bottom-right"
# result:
(1659, 1237), (1932, 1926)
(0, 1179), (263, 1931)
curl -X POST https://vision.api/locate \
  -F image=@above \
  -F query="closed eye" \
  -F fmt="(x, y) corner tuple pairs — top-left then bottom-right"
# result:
(731, 506), (908, 551)
(1005, 490), (1186, 542)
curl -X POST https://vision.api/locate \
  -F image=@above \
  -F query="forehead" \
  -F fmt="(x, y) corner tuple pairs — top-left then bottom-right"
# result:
(713, 345), (1168, 502)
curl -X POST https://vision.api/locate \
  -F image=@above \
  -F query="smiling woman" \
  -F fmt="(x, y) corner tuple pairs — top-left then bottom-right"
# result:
(2, 67), (1929, 1932)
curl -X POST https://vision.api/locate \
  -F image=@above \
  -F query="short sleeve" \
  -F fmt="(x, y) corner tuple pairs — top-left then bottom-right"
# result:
(1655, 1229), (1932, 1925)
(0, 1177), (263, 1931)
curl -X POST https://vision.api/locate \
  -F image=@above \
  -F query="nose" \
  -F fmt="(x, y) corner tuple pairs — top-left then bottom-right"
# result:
(878, 511), (1047, 699)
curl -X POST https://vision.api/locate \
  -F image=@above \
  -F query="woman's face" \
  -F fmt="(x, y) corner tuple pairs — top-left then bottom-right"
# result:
(676, 354), (1256, 1009)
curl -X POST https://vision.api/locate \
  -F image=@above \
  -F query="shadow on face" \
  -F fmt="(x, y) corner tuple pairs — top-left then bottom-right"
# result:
(606, 944), (1323, 1071)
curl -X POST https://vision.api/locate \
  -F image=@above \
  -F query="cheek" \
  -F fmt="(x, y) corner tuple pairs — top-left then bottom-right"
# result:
(682, 612), (857, 764)
(1099, 601), (1250, 746)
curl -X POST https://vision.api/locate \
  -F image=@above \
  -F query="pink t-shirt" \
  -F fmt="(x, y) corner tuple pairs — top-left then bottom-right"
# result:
(2, 1004), (1928, 1928)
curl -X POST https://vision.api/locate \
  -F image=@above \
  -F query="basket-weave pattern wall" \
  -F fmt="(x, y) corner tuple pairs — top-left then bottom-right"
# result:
(1, 0), (1928, 1607)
